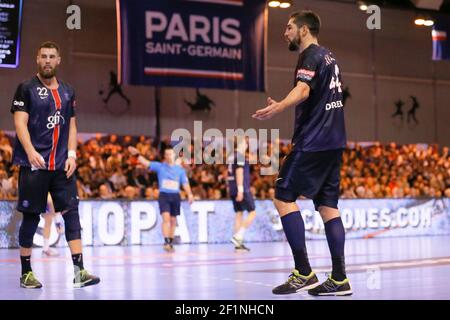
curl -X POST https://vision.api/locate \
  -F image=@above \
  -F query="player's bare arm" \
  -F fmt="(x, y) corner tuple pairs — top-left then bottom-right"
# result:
(182, 183), (194, 204)
(235, 167), (244, 202)
(65, 117), (77, 178)
(14, 111), (46, 169)
(128, 146), (151, 168)
(252, 81), (310, 121)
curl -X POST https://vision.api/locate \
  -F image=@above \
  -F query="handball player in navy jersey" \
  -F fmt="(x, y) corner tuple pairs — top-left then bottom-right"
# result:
(11, 42), (99, 289)
(253, 11), (352, 296)
(227, 141), (256, 252)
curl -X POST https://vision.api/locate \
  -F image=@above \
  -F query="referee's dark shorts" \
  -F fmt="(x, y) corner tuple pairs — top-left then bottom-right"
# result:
(274, 148), (343, 210)
(158, 192), (181, 217)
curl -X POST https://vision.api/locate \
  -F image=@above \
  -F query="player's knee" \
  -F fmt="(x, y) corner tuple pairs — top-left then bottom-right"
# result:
(19, 212), (40, 248)
(315, 202), (340, 222)
(273, 198), (298, 217)
(161, 212), (171, 222)
(62, 206), (82, 242)
(273, 198), (289, 210)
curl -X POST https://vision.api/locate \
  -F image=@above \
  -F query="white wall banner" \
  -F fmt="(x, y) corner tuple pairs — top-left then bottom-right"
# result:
(0, 198), (449, 248)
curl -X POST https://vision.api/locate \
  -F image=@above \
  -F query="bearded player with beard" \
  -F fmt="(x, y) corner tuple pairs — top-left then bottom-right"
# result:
(253, 11), (352, 296)
(10, 41), (100, 289)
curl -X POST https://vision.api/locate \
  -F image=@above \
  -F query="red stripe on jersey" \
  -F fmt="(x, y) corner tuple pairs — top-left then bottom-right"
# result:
(49, 89), (62, 171)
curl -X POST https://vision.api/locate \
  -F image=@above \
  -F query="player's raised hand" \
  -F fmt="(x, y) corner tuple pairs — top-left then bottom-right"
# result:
(128, 146), (139, 156)
(27, 150), (46, 169)
(252, 97), (284, 120)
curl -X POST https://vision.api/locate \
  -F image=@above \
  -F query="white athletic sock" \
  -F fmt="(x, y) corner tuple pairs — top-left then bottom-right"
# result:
(234, 227), (246, 240)
(43, 239), (49, 251)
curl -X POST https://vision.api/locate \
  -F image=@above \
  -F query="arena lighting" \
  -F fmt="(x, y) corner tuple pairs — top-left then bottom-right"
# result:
(268, 1), (281, 7)
(415, 18), (425, 25)
(415, 16), (434, 27)
(357, 1), (368, 11)
(279, 1), (292, 8)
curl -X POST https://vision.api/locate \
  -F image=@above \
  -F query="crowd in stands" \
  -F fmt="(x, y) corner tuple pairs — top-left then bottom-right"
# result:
(1, 130), (449, 201)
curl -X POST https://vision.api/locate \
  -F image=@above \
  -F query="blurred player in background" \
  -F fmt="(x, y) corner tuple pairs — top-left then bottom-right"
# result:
(227, 140), (256, 252)
(41, 194), (64, 257)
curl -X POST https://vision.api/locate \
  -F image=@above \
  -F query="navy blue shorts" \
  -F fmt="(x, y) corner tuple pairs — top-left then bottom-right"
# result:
(231, 192), (256, 213)
(275, 149), (343, 210)
(158, 192), (181, 216)
(17, 166), (78, 214)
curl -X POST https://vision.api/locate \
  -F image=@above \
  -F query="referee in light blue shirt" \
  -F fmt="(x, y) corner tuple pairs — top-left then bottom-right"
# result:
(129, 145), (194, 252)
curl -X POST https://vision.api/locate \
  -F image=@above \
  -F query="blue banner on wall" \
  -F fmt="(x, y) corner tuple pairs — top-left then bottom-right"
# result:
(117, 0), (266, 91)
(432, 15), (450, 60)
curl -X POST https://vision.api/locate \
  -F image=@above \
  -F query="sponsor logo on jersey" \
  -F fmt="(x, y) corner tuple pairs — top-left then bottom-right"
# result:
(13, 100), (25, 107)
(47, 110), (66, 129)
(162, 179), (180, 191)
(297, 69), (315, 81)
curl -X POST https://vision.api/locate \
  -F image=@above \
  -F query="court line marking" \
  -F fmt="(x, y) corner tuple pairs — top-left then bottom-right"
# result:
(251, 256), (450, 275)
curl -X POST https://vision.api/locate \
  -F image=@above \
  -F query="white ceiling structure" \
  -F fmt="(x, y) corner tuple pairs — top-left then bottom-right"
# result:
(410, 0), (443, 10)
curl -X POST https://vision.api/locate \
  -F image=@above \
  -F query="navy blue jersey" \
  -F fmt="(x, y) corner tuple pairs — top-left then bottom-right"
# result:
(292, 44), (346, 152)
(10, 76), (76, 171)
(227, 158), (251, 196)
